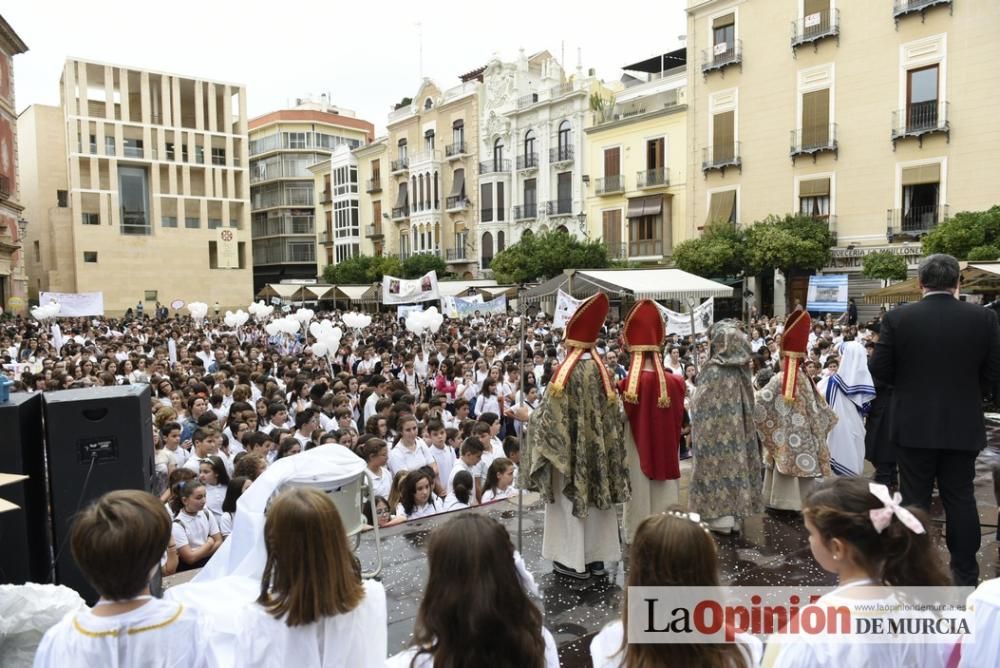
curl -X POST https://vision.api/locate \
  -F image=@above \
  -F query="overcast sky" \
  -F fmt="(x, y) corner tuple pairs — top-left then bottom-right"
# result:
(7, 0), (687, 135)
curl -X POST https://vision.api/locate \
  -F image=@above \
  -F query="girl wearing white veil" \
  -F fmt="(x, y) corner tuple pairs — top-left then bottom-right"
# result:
(817, 341), (876, 476)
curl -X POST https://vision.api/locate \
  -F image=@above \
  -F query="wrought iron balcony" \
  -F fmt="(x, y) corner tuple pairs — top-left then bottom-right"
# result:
(446, 247), (471, 262)
(702, 142), (742, 174)
(893, 0), (952, 24)
(790, 124), (838, 162)
(391, 206), (410, 220)
(446, 195), (470, 211)
(391, 157), (409, 172)
(636, 167), (668, 189)
(891, 102), (950, 147)
(791, 9), (840, 50)
(886, 205), (949, 240)
(445, 142), (467, 158)
(545, 200), (574, 217)
(628, 239), (664, 258)
(366, 178), (382, 193)
(516, 153), (539, 171)
(595, 175), (625, 195)
(320, 190), (333, 205)
(365, 224), (383, 237)
(513, 203), (538, 220)
(550, 146), (574, 164)
(480, 159), (511, 174)
(701, 39), (742, 76)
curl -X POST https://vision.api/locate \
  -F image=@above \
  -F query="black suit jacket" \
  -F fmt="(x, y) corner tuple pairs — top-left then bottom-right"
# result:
(870, 293), (1000, 451)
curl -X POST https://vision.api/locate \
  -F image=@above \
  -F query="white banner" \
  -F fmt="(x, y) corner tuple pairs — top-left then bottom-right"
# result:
(382, 270), (440, 304)
(217, 228), (239, 269)
(39, 291), (105, 316)
(397, 304), (424, 319)
(441, 294), (482, 318)
(553, 289), (583, 329)
(655, 298), (715, 336)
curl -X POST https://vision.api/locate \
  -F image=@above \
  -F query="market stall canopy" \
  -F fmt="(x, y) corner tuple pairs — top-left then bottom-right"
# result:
(863, 262), (1000, 304)
(436, 279), (501, 298)
(288, 285), (333, 302)
(338, 285), (378, 302)
(523, 269), (734, 302)
(255, 283), (301, 300)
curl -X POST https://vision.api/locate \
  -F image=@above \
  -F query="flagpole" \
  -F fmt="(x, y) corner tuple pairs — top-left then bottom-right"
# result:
(687, 297), (699, 374)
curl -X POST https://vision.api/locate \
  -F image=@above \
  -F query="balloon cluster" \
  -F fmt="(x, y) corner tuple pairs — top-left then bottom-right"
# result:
(31, 302), (61, 321)
(223, 309), (250, 328)
(248, 301), (274, 320)
(307, 320), (344, 358)
(293, 308), (314, 327)
(187, 302), (208, 322)
(405, 306), (444, 335)
(342, 311), (372, 332)
(264, 316), (301, 337)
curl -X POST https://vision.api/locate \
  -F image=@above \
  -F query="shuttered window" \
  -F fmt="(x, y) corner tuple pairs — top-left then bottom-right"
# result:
(801, 89), (830, 148)
(901, 163), (941, 186)
(603, 147), (621, 176)
(712, 111), (735, 162)
(706, 190), (737, 226)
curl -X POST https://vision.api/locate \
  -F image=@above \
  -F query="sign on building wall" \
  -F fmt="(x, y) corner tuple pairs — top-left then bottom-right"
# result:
(217, 228), (239, 268)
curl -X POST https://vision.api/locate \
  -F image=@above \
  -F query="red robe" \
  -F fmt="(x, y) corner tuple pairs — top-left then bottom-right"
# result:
(620, 370), (686, 481)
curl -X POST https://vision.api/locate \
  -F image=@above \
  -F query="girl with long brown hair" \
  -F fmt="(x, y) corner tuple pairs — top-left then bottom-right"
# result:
(235, 487), (386, 666)
(590, 511), (760, 668)
(387, 514), (558, 667)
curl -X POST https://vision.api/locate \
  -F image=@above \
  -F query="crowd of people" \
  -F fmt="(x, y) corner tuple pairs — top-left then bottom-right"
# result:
(18, 253), (1000, 667)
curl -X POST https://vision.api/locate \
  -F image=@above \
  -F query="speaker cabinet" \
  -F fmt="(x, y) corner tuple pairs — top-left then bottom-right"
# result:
(0, 392), (50, 585)
(44, 385), (154, 602)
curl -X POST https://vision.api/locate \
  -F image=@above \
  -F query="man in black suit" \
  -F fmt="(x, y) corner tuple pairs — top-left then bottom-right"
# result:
(870, 254), (1000, 586)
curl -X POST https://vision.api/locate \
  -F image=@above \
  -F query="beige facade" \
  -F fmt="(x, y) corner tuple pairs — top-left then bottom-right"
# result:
(353, 138), (388, 261)
(385, 77), (481, 277)
(19, 58), (254, 314)
(585, 51), (687, 263)
(0, 15), (28, 314)
(249, 101), (373, 292)
(685, 0), (1000, 311)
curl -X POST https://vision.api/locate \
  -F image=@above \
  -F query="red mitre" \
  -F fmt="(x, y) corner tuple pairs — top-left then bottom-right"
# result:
(780, 310), (811, 402)
(550, 292), (615, 401)
(621, 300), (670, 407)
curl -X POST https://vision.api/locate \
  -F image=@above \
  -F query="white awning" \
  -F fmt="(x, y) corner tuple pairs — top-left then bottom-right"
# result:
(338, 285), (375, 301)
(575, 269), (734, 301)
(437, 280), (499, 298)
(256, 283), (301, 299)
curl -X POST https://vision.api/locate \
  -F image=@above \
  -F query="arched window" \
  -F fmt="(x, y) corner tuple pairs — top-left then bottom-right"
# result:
(481, 231), (494, 268)
(524, 130), (536, 161)
(493, 138), (505, 170)
(433, 171), (439, 209)
(556, 224), (569, 234)
(452, 119), (465, 148)
(418, 175), (425, 212)
(424, 129), (435, 151)
(398, 138), (408, 160)
(497, 230), (505, 252)
(557, 121), (571, 159)
(424, 97), (433, 110)
(522, 229), (534, 239)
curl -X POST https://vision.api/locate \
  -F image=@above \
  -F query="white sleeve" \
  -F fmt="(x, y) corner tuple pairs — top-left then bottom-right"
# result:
(207, 511), (220, 536)
(171, 521), (190, 549)
(219, 512), (233, 537)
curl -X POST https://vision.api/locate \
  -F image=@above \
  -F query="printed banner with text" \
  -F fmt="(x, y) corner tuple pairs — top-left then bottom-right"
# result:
(382, 271), (440, 304)
(553, 289), (583, 329)
(39, 291), (105, 317)
(655, 298), (715, 336)
(456, 295), (507, 318)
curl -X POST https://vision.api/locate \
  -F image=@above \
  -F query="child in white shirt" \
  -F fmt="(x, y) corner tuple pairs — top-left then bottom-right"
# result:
(170, 480), (223, 570)
(198, 455), (230, 521)
(480, 457), (518, 504)
(447, 437), (486, 504)
(396, 470), (443, 520)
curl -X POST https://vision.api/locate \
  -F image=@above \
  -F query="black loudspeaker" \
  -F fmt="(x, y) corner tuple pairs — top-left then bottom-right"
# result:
(0, 392), (50, 585)
(44, 385), (154, 603)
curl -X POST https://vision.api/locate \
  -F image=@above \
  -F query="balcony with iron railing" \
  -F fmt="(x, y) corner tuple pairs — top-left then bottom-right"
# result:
(596, 174), (625, 195)
(320, 190), (332, 205)
(480, 159), (511, 174)
(702, 142), (742, 174)
(790, 124), (839, 162)
(518, 92), (541, 108)
(391, 157), (409, 173)
(701, 40), (742, 76)
(446, 245), (474, 262)
(445, 142), (467, 159)
(366, 178), (382, 193)
(893, 0), (952, 23)
(791, 9), (840, 50)
(550, 146), (574, 164)
(409, 150), (442, 169)
(517, 153), (539, 171)
(605, 242), (627, 260)
(892, 101), (950, 146)
(446, 195), (470, 211)
(545, 200), (574, 217)
(401, 248), (440, 261)
(636, 167), (669, 189)
(391, 206), (410, 220)
(887, 205), (949, 239)
(628, 238), (664, 259)
(365, 224), (383, 237)
(513, 203), (538, 220)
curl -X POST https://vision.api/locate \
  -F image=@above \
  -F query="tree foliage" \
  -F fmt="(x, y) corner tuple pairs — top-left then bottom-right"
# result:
(744, 214), (833, 275)
(401, 253), (447, 279)
(322, 255), (402, 285)
(862, 251), (908, 282)
(922, 206), (1000, 260)
(490, 230), (610, 284)
(672, 220), (747, 278)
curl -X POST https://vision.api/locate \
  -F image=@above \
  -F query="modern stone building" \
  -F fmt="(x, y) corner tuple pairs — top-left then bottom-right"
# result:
(19, 58), (253, 314)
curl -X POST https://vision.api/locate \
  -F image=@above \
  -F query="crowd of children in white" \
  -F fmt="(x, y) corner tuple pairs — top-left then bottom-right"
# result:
(5, 306), (998, 666)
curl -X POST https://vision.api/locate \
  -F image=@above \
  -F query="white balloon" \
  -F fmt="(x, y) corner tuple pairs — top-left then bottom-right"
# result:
(264, 322), (280, 336)
(310, 342), (328, 357)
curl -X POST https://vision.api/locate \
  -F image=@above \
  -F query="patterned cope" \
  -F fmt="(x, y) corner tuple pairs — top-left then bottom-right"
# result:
(688, 321), (764, 521)
(753, 369), (837, 478)
(521, 358), (630, 518)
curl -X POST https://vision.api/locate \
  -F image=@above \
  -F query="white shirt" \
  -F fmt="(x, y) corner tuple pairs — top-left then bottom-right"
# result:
(33, 598), (214, 668)
(204, 484), (226, 520)
(366, 466), (392, 499)
(387, 439), (434, 476)
(591, 620), (761, 668)
(396, 496), (443, 520)
(171, 508), (220, 549)
(447, 459), (485, 501)
(236, 580), (387, 668)
(481, 486), (518, 504)
(363, 392), (381, 422)
(219, 511), (234, 537)
(387, 626), (559, 668)
(428, 444), (457, 490)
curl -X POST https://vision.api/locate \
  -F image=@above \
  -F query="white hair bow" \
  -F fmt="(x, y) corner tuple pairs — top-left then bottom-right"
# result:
(868, 483), (925, 535)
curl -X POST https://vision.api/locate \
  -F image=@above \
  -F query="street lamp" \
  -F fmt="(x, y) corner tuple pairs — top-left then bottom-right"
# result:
(576, 211), (587, 236)
(16, 217), (27, 245)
